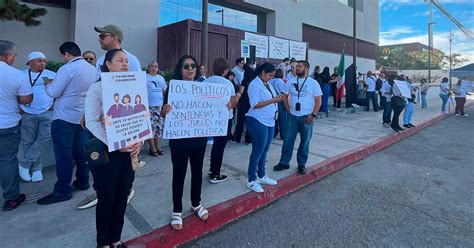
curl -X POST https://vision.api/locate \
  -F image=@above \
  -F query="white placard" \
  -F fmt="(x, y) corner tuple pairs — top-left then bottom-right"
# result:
(163, 80), (233, 139)
(269, 36), (289, 59)
(241, 40), (250, 58)
(394, 80), (412, 99)
(101, 71), (153, 152)
(289, 40), (307, 60)
(245, 32), (268, 58)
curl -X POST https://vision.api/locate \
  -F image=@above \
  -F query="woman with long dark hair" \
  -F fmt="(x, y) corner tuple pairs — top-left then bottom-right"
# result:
(85, 48), (141, 247)
(245, 62), (287, 193)
(319, 67), (331, 112)
(161, 55), (208, 230)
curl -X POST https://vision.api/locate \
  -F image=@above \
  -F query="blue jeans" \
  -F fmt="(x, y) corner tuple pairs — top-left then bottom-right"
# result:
(440, 94), (448, 112)
(0, 125), (21, 201)
(51, 119), (90, 196)
(403, 102), (414, 125)
(383, 100), (393, 124)
(320, 84), (330, 112)
(279, 114), (313, 167)
(246, 117), (274, 182)
(277, 102), (288, 140)
(421, 93), (427, 108)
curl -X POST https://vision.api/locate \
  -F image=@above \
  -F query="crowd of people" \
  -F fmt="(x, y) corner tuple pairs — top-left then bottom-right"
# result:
(1, 23), (471, 247)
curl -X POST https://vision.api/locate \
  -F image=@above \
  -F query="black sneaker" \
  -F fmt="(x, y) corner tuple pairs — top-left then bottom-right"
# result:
(210, 175), (228, 184)
(37, 193), (72, 205)
(298, 166), (307, 174)
(72, 181), (90, 191)
(273, 163), (290, 171)
(408, 124), (416, 128)
(2, 194), (26, 211)
(403, 124), (412, 128)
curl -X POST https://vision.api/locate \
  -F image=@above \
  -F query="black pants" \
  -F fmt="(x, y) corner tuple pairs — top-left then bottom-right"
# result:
(331, 84), (338, 108)
(455, 97), (466, 115)
(233, 103), (251, 143)
(210, 135), (228, 176)
(227, 119), (233, 141)
(365, 91), (379, 111)
(391, 96), (405, 129)
(91, 151), (135, 246)
(171, 145), (206, 213)
(379, 92), (385, 110)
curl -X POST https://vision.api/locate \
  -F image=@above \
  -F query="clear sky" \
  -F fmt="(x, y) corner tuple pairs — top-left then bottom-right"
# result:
(380, 0), (474, 66)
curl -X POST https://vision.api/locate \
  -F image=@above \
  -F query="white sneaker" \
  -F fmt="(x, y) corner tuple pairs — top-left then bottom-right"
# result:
(18, 165), (31, 182)
(31, 170), (43, 182)
(247, 181), (264, 193)
(455, 114), (460, 116)
(127, 189), (135, 204)
(139, 161), (146, 168)
(257, 175), (278, 186)
(463, 114), (469, 117)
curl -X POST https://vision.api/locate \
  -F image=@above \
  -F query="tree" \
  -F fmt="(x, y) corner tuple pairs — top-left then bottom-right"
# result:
(0, 0), (47, 26)
(376, 47), (411, 70)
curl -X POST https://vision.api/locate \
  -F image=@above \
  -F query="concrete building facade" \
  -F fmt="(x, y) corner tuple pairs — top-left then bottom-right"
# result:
(3, 0), (379, 73)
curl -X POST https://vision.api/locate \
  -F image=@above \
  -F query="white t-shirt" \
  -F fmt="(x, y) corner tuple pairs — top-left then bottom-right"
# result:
(203, 75), (236, 119)
(146, 74), (167, 107)
(270, 78), (288, 95)
(365, 76), (376, 92)
(440, 82), (450, 95)
(0, 61), (33, 128)
(287, 76), (322, 116)
(96, 49), (141, 75)
(246, 76), (278, 127)
(21, 69), (56, 115)
(286, 73), (296, 82)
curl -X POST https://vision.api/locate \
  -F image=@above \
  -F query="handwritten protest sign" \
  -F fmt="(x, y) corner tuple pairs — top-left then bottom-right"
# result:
(101, 71), (153, 152)
(163, 80), (232, 139)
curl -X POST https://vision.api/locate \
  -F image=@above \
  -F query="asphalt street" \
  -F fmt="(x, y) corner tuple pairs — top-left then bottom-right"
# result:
(183, 108), (474, 248)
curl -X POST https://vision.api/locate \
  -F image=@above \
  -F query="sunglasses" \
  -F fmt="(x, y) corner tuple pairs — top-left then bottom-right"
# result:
(99, 33), (114, 40)
(182, 63), (197, 70)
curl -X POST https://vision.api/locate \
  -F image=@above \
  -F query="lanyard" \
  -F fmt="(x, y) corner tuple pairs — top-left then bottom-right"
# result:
(28, 70), (44, 87)
(263, 82), (274, 98)
(294, 77), (308, 100)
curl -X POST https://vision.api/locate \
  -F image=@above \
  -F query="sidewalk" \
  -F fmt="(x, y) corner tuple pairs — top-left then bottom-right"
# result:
(0, 92), (470, 247)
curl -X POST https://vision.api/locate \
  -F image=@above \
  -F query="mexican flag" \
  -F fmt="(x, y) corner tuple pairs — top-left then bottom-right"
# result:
(335, 48), (345, 100)
(337, 48), (345, 89)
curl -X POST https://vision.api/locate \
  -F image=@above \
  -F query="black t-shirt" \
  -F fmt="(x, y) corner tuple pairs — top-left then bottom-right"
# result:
(330, 73), (338, 88)
(163, 83), (208, 149)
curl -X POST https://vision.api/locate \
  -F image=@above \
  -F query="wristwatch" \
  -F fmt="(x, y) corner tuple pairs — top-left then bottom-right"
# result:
(311, 113), (317, 118)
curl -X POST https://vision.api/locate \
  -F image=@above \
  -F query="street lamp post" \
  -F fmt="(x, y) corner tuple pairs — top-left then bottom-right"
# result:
(216, 9), (224, 26)
(201, 0), (208, 66)
(428, 0), (433, 86)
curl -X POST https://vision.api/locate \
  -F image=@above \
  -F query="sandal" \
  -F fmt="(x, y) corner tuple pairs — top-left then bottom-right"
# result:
(148, 149), (159, 157)
(157, 150), (165, 156)
(191, 205), (208, 220)
(170, 212), (182, 230)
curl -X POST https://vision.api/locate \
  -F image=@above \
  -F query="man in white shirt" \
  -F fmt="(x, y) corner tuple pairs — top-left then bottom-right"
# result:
(204, 58), (238, 184)
(0, 40), (33, 211)
(231, 57), (245, 86)
(18, 52), (56, 183)
(364, 71), (379, 111)
(94, 24), (141, 73)
(380, 73), (393, 127)
(277, 57), (290, 80)
(37, 42), (97, 205)
(274, 61), (322, 174)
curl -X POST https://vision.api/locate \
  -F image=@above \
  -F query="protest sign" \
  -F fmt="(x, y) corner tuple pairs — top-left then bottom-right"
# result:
(245, 32), (268, 58)
(163, 80), (232, 139)
(289, 40), (307, 60)
(269, 36), (289, 59)
(394, 80), (412, 98)
(101, 71), (153, 152)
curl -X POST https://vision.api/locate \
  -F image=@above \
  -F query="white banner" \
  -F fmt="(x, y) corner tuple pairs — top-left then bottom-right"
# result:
(269, 36), (289, 59)
(163, 80), (233, 139)
(289, 40), (307, 60)
(245, 32), (268, 58)
(101, 71), (153, 152)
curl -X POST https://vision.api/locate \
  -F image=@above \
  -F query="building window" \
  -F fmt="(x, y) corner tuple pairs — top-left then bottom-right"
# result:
(160, 0), (257, 32)
(338, 0), (364, 12)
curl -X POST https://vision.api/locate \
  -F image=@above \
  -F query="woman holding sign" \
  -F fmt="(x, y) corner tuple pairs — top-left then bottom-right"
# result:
(246, 62), (288, 193)
(161, 55), (209, 231)
(85, 49), (141, 247)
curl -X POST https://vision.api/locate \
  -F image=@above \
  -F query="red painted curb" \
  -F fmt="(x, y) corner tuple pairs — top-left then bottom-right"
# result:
(126, 106), (470, 248)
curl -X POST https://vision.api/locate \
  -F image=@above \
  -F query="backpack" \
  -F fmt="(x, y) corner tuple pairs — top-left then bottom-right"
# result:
(375, 78), (383, 91)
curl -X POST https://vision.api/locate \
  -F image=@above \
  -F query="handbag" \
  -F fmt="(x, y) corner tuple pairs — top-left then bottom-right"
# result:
(85, 137), (109, 167)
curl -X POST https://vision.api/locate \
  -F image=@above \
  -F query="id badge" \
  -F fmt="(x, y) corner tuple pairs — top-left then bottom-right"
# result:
(295, 102), (301, 111)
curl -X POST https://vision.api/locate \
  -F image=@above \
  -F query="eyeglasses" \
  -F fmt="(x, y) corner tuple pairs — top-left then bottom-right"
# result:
(182, 63), (197, 70)
(99, 33), (114, 40)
